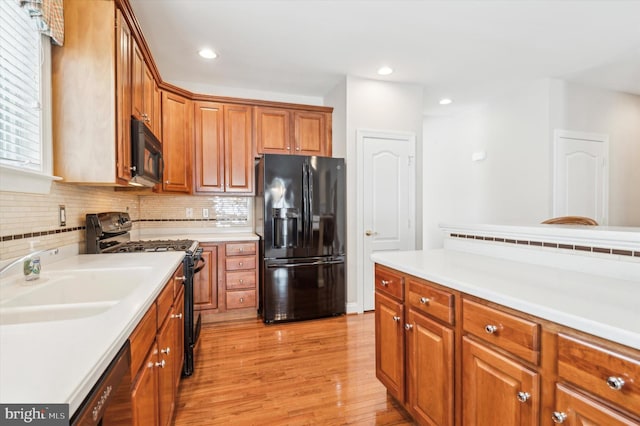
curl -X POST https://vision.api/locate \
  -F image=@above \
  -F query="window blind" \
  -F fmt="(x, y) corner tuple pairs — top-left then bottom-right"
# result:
(0, 0), (42, 172)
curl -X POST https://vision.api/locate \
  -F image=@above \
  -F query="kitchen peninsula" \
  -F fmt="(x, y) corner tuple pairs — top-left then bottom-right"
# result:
(372, 224), (640, 426)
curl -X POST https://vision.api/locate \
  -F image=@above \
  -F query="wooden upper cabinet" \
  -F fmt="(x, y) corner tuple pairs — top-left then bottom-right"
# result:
(194, 102), (224, 193)
(194, 102), (253, 194)
(152, 81), (161, 138)
(161, 91), (192, 193)
(294, 111), (328, 156)
(132, 40), (157, 134)
(255, 107), (332, 157)
(255, 107), (291, 154)
(224, 105), (253, 193)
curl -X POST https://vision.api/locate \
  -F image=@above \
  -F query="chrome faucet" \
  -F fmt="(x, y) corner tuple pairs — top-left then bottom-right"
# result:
(0, 248), (59, 277)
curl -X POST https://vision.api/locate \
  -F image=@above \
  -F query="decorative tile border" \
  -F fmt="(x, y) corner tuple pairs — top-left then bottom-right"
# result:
(1, 226), (86, 242)
(449, 233), (639, 257)
(137, 218), (247, 222)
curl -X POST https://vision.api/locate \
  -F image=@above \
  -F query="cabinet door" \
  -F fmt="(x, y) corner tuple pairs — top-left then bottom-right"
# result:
(224, 104), (253, 193)
(553, 384), (639, 426)
(142, 64), (154, 129)
(375, 292), (405, 402)
(157, 315), (175, 426)
(115, 10), (132, 183)
(254, 107), (291, 154)
(152, 81), (161, 138)
(462, 337), (539, 426)
(172, 289), (185, 388)
(194, 102), (224, 193)
(131, 41), (144, 121)
(294, 111), (327, 156)
(407, 310), (454, 426)
(194, 244), (218, 311)
(161, 91), (193, 193)
(131, 346), (159, 426)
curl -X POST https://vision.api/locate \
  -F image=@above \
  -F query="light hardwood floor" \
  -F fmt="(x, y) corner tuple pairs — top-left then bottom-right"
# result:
(174, 312), (414, 425)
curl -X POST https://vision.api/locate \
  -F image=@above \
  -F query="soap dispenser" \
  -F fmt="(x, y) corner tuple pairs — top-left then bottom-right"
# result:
(23, 241), (41, 281)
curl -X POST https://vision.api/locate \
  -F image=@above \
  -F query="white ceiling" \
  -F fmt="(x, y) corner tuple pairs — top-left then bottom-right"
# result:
(129, 0), (640, 115)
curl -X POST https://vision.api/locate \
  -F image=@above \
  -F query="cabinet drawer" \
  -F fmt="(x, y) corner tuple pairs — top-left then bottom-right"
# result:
(226, 290), (256, 310)
(226, 271), (256, 290)
(462, 299), (540, 364)
(225, 242), (256, 256)
(374, 264), (404, 301)
(407, 277), (454, 325)
(225, 256), (256, 271)
(130, 303), (157, 375)
(156, 281), (174, 326)
(558, 333), (640, 416)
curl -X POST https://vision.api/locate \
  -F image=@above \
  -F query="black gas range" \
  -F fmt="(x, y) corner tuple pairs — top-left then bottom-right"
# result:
(86, 212), (203, 377)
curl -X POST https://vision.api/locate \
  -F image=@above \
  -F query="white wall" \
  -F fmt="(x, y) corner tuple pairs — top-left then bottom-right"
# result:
(323, 77), (347, 159)
(423, 79), (552, 249)
(342, 76), (423, 311)
(549, 80), (640, 226)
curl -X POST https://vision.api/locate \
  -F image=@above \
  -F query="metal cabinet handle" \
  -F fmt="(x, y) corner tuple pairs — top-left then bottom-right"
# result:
(155, 360), (166, 368)
(485, 324), (498, 334)
(239, 247), (244, 252)
(171, 313), (183, 319)
(380, 280), (390, 287)
(239, 297), (244, 303)
(419, 297), (430, 304)
(392, 316), (401, 322)
(606, 376), (625, 391)
(286, 146), (291, 150)
(175, 275), (186, 282)
(238, 262), (243, 267)
(296, 147), (300, 151)
(161, 347), (170, 355)
(551, 412), (567, 423)
(239, 279), (244, 284)
(516, 391), (530, 403)
(404, 323), (413, 330)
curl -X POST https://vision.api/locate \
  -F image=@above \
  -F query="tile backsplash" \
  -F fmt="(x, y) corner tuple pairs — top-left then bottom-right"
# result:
(0, 183), (253, 260)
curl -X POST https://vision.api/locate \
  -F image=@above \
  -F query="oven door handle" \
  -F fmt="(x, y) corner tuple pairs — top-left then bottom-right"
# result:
(193, 256), (206, 274)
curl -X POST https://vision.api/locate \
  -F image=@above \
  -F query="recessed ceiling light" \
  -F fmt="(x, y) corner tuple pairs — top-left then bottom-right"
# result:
(198, 48), (217, 59)
(439, 98), (453, 105)
(377, 66), (393, 76)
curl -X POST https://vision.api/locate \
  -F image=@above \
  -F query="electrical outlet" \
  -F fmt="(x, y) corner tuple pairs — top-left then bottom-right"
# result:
(186, 208), (193, 218)
(202, 208), (209, 219)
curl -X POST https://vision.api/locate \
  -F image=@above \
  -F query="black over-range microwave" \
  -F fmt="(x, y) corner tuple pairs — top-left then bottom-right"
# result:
(130, 118), (163, 187)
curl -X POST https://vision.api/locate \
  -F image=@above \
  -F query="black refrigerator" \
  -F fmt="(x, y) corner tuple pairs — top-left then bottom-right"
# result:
(255, 154), (346, 323)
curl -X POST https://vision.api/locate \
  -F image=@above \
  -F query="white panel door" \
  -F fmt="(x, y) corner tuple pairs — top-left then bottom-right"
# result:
(359, 130), (415, 311)
(553, 130), (609, 224)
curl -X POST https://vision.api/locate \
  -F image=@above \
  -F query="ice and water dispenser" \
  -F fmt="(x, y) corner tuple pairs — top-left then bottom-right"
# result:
(272, 208), (299, 248)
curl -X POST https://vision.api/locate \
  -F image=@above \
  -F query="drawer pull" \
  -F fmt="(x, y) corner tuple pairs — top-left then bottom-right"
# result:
(161, 347), (170, 355)
(419, 297), (430, 304)
(380, 279), (391, 287)
(392, 316), (401, 322)
(239, 279), (244, 284)
(238, 262), (243, 267)
(171, 313), (183, 319)
(239, 297), (244, 303)
(404, 323), (413, 331)
(155, 360), (166, 369)
(484, 324), (498, 334)
(551, 411), (567, 424)
(606, 376), (625, 391)
(516, 391), (530, 403)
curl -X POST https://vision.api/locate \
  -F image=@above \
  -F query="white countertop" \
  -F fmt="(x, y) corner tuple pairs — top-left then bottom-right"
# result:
(0, 252), (184, 414)
(371, 249), (640, 349)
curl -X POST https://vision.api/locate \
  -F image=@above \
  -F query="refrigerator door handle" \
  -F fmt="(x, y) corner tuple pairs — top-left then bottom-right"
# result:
(266, 259), (344, 268)
(302, 161), (310, 248)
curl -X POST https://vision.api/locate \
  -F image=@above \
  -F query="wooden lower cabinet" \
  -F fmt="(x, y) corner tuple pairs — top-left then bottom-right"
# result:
(462, 337), (539, 426)
(373, 263), (640, 426)
(195, 241), (258, 323)
(407, 310), (454, 426)
(375, 292), (405, 402)
(130, 264), (184, 426)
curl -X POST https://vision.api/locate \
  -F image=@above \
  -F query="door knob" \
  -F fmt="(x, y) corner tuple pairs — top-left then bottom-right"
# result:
(365, 230), (378, 236)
